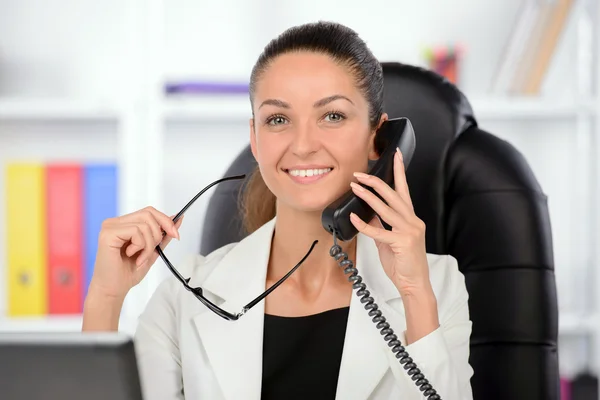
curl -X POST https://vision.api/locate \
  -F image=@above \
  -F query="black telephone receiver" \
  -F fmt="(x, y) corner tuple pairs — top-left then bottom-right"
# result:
(321, 117), (416, 241)
(322, 118), (441, 400)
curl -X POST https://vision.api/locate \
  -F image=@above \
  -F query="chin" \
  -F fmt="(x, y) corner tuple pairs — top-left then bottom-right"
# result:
(280, 190), (347, 214)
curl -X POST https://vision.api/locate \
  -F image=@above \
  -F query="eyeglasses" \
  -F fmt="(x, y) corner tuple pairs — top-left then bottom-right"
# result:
(155, 174), (318, 321)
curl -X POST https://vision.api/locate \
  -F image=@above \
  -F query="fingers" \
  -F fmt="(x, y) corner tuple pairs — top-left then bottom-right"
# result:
(393, 148), (413, 210)
(368, 214), (385, 230)
(352, 172), (412, 221)
(101, 208), (185, 268)
(104, 224), (150, 264)
(349, 212), (395, 244)
(350, 181), (406, 229)
(133, 222), (157, 267)
(134, 214), (185, 267)
(140, 210), (164, 244)
(146, 207), (181, 239)
(117, 206), (180, 240)
(352, 153), (417, 228)
(155, 216), (184, 252)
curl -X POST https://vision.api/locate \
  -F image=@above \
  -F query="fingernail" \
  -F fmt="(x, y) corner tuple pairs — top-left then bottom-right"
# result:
(353, 172), (369, 179)
(350, 182), (365, 192)
(396, 147), (403, 159)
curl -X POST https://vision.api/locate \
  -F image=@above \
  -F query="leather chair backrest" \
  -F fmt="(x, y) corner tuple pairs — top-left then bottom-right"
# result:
(200, 62), (560, 400)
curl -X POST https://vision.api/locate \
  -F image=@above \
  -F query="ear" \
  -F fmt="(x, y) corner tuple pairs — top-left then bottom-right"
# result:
(249, 117), (258, 160)
(368, 112), (389, 160)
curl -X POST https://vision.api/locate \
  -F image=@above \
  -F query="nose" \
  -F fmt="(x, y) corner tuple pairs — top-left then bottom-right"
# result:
(290, 121), (320, 158)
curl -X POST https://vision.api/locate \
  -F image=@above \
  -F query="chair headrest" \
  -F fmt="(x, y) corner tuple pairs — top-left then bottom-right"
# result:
(381, 62), (476, 132)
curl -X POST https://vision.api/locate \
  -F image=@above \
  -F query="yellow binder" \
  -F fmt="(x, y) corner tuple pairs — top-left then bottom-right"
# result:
(6, 163), (47, 316)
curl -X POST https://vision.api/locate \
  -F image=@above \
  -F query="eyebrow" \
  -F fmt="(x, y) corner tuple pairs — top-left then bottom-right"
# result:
(258, 94), (354, 110)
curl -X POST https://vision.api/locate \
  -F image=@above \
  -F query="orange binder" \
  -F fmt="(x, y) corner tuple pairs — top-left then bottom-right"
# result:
(46, 164), (83, 314)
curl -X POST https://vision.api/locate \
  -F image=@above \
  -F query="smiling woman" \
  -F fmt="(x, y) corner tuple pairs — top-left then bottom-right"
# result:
(82, 20), (474, 400)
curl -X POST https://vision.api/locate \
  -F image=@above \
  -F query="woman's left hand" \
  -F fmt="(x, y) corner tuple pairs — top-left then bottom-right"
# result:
(349, 148), (432, 297)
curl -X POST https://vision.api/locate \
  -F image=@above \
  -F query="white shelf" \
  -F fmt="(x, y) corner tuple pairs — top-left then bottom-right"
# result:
(0, 315), (83, 332)
(162, 95), (252, 122)
(559, 313), (600, 335)
(471, 97), (596, 120)
(0, 98), (122, 121)
(0, 315), (137, 336)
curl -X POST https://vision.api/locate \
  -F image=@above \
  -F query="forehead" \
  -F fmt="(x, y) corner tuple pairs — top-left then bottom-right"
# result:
(254, 52), (360, 101)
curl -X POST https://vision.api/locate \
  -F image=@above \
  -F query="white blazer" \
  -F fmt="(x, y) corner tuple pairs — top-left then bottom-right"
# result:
(134, 217), (474, 400)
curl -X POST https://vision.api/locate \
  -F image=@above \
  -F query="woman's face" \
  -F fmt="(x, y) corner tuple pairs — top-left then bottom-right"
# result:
(250, 51), (385, 213)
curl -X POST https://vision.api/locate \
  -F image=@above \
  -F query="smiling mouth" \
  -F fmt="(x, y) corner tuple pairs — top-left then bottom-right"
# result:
(284, 168), (333, 177)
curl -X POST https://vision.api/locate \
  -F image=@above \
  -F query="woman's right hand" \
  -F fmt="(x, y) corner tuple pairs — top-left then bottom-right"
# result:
(88, 206), (183, 301)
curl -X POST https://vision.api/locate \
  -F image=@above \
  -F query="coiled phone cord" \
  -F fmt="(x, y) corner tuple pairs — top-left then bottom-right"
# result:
(329, 232), (441, 400)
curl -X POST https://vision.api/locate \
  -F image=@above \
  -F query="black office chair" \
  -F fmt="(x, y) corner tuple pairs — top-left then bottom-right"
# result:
(199, 62), (560, 400)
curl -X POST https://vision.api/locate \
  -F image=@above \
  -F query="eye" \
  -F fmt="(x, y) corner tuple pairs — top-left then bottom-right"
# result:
(266, 115), (288, 126)
(324, 112), (345, 122)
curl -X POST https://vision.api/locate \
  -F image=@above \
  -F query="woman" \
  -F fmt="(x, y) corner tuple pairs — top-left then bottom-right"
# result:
(83, 21), (474, 400)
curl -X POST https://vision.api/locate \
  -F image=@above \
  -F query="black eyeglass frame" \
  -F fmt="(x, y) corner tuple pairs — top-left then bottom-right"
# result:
(155, 174), (318, 321)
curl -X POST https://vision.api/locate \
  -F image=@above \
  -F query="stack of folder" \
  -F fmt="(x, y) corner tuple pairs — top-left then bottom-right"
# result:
(4, 162), (118, 316)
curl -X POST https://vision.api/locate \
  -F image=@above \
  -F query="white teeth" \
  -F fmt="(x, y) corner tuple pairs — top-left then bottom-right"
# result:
(288, 168), (332, 177)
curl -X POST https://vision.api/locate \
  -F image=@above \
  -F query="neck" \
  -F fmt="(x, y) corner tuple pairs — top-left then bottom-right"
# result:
(268, 203), (356, 289)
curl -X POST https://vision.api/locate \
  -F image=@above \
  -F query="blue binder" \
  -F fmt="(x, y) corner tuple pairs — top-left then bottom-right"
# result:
(83, 164), (118, 301)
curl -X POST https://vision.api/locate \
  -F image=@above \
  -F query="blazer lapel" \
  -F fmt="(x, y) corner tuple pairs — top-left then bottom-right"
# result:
(335, 234), (406, 400)
(189, 219), (276, 400)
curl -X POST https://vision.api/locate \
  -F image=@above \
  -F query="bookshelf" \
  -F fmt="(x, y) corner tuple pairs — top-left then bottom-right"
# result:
(1, 0), (599, 389)
(162, 96), (252, 122)
(0, 98), (122, 121)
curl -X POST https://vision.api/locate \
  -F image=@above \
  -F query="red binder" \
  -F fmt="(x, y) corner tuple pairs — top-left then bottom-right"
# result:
(46, 164), (83, 314)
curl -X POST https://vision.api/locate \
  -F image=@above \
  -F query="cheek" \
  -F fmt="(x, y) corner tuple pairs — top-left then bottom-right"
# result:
(328, 135), (371, 171)
(254, 132), (288, 173)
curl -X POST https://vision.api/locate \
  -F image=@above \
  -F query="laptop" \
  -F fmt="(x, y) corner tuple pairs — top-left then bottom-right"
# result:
(0, 332), (143, 400)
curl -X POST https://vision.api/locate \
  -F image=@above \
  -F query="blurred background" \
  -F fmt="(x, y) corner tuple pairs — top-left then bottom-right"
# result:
(0, 0), (599, 396)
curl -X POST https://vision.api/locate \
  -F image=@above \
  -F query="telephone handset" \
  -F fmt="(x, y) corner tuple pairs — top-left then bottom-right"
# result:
(322, 118), (441, 400)
(321, 117), (416, 241)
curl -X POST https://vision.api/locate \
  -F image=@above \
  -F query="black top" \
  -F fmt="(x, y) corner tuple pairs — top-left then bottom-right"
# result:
(261, 307), (350, 400)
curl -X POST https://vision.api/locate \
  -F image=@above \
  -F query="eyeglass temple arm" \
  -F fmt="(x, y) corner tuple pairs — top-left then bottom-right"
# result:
(157, 173), (247, 245)
(155, 246), (189, 284)
(172, 174), (247, 223)
(241, 240), (318, 312)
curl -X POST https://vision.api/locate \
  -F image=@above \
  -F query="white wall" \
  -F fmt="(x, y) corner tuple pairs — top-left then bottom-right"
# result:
(0, 0), (578, 97)
(0, 0), (129, 100)
(0, 0), (598, 379)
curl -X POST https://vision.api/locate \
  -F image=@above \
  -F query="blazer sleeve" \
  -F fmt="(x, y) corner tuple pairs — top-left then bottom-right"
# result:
(133, 255), (202, 400)
(394, 254), (474, 399)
